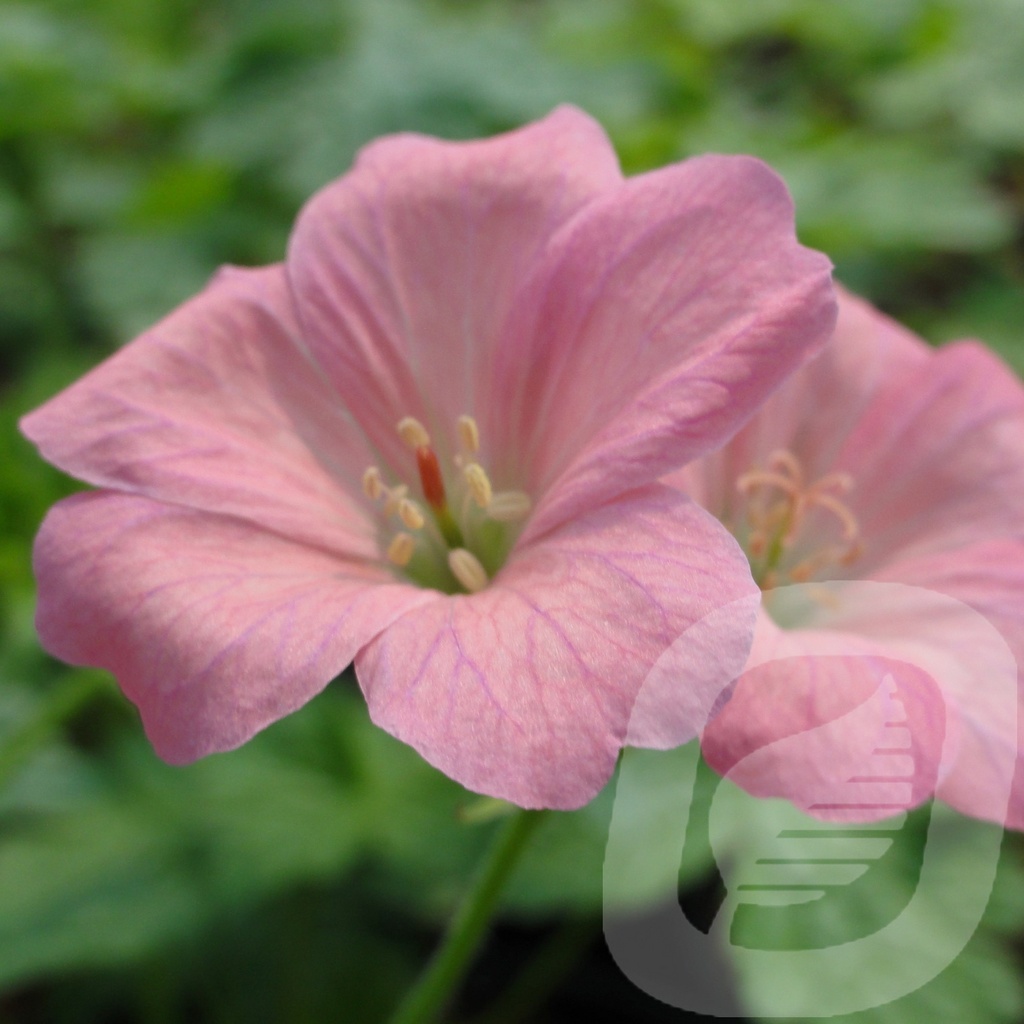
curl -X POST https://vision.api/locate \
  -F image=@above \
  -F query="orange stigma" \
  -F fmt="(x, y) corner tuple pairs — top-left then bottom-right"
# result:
(416, 445), (447, 511)
(365, 413), (533, 592)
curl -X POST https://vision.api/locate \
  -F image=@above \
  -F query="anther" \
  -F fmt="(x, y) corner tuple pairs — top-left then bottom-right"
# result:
(815, 471), (854, 494)
(768, 449), (803, 482)
(736, 470), (800, 497)
(387, 532), (416, 567)
(487, 491), (532, 522)
(362, 466), (383, 500)
(808, 492), (860, 541)
(463, 463), (493, 508)
(448, 548), (489, 593)
(457, 415), (480, 454)
(397, 416), (431, 450)
(382, 484), (409, 517)
(397, 498), (425, 530)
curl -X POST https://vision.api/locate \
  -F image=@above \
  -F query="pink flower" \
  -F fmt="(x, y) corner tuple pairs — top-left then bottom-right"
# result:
(21, 107), (835, 809)
(674, 287), (1024, 827)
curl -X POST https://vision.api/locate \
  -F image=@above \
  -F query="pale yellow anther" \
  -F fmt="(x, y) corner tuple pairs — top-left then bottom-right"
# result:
(362, 466), (383, 500)
(815, 471), (854, 494)
(448, 548), (488, 593)
(382, 484), (409, 517)
(736, 470), (800, 497)
(737, 447), (863, 588)
(397, 498), (425, 531)
(457, 415), (480, 455)
(768, 449), (803, 483)
(387, 532), (416, 567)
(808, 492), (860, 541)
(397, 416), (431, 449)
(463, 463), (493, 508)
(487, 491), (532, 522)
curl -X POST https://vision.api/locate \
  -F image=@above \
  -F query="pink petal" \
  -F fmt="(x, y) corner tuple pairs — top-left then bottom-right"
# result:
(286, 105), (624, 475)
(34, 491), (434, 762)
(701, 613), (954, 822)
(504, 155), (836, 542)
(355, 485), (758, 809)
(670, 284), (928, 516)
(20, 265), (378, 559)
(679, 287), (1024, 569)
(679, 287), (1024, 828)
(837, 340), (1024, 571)
(864, 542), (1024, 828)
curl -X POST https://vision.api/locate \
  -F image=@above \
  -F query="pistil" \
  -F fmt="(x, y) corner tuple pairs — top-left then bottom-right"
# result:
(363, 413), (534, 594)
(398, 416), (463, 548)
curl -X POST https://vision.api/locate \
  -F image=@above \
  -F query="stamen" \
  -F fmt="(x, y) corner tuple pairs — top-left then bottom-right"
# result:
(788, 560), (817, 583)
(449, 548), (489, 593)
(747, 531), (768, 559)
(397, 498), (425, 531)
(362, 466), (383, 500)
(463, 463), (493, 508)
(457, 415), (480, 454)
(382, 484), (409, 517)
(397, 416), (431, 449)
(812, 471), (854, 495)
(768, 449), (803, 483)
(788, 545), (851, 583)
(368, 413), (528, 589)
(736, 470), (800, 497)
(735, 447), (863, 589)
(387, 532), (416, 567)
(487, 491), (532, 522)
(807, 492), (860, 541)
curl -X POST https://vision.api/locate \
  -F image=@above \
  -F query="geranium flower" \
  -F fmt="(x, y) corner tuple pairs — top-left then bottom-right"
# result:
(673, 287), (1024, 826)
(20, 106), (835, 809)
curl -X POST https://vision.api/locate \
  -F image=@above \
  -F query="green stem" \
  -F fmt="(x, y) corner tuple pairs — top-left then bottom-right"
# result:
(388, 809), (545, 1024)
(467, 917), (596, 1024)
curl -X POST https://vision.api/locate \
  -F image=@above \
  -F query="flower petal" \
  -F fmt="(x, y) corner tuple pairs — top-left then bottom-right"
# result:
(501, 155), (836, 541)
(865, 542), (1024, 828)
(675, 287), (1024, 573)
(838, 340), (1024, 571)
(34, 492), (435, 762)
(701, 611), (954, 823)
(20, 265), (378, 559)
(355, 485), (758, 809)
(286, 105), (624, 473)
(670, 284), (928, 516)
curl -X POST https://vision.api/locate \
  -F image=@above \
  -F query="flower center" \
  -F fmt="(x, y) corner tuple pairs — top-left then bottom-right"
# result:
(363, 415), (532, 594)
(733, 449), (862, 590)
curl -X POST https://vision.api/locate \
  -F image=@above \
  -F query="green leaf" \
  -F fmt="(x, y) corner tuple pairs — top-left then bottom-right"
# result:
(710, 787), (1024, 1024)
(0, 694), (365, 990)
(76, 229), (216, 339)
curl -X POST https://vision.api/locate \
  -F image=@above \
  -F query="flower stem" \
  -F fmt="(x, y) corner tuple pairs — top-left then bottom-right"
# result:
(466, 917), (596, 1024)
(387, 808), (545, 1024)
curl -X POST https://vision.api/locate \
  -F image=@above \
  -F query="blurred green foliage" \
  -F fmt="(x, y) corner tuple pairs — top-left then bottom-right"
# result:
(1, 0), (1023, 1021)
